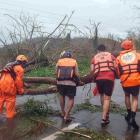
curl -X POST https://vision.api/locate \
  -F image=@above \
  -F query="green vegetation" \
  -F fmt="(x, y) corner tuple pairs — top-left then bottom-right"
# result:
(27, 58), (90, 77)
(22, 98), (49, 116)
(0, 99), (56, 140)
(18, 98), (59, 117)
(56, 128), (116, 140)
(27, 66), (55, 77)
(74, 101), (126, 114)
(78, 58), (90, 76)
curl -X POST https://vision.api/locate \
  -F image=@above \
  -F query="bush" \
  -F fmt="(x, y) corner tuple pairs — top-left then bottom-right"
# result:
(23, 98), (49, 116)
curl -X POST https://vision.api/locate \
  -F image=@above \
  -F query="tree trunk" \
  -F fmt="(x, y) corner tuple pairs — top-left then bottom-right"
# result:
(24, 86), (57, 95)
(24, 74), (93, 85)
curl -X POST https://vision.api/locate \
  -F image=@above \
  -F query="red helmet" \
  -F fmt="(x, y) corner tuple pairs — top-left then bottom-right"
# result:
(121, 40), (133, 50)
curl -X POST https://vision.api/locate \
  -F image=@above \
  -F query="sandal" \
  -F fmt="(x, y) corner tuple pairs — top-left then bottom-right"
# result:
(101, 119), (110, 127)
(59, 112), (65, 118)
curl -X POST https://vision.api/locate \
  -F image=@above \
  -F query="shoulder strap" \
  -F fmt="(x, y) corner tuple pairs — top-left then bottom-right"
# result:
(2, 61), (21, 80)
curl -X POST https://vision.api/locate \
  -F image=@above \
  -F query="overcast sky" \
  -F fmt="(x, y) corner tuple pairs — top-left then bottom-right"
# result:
(0, 0), (140, 38)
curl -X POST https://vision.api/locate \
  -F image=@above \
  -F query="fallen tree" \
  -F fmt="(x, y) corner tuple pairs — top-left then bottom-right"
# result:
(24, 74), (93, 85)
(23, 74), (93, 95)
(24, 86), (57, 95)
(24, 77), (57, 85)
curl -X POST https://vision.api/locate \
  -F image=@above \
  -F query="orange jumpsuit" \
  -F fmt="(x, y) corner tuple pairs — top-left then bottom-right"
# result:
(0, 65), (24, 118)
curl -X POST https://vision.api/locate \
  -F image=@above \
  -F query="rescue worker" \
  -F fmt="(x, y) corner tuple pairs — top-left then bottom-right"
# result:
(56, 50), (79, 123)
(117, 39), (140, 130)
(91, 44), (118, 127)
(0, 55), (28, 119)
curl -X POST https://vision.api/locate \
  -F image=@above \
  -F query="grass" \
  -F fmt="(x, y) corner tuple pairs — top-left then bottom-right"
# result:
(78, 58), (90, 76)
(26, 66), (55, 77)
(73, 101), (126, 115)
(18, 98), (59, 117)
(27, 58), (90, 77)
(55, 128), (116, 140)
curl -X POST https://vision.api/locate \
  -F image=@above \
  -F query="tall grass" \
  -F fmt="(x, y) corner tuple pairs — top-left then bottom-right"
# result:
(27, 66), (55, 77)
(78, 58), (90, 76)
(27, 58), (90, 77)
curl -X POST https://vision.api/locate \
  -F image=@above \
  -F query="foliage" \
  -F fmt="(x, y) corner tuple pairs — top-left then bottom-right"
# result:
(22, 98), (49, 116)
(74, 102), (101, 113)
(56, 128), (116, 140)
(74, 101), (126, 114)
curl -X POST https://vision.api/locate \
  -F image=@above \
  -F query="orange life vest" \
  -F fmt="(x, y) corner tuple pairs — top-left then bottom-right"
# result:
(117, 50), (140, 86)
(92, 52), (115, 75)
(56, 58), (76, 81)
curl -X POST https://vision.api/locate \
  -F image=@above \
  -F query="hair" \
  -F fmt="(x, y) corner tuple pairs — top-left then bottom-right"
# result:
(97, 44), (106, 51)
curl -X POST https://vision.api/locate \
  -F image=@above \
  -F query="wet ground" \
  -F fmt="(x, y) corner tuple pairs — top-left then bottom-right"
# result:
(16, 80), (125, 108)
(1, 110), (140, 140)
(16, 80), (140, 108)
(73, 111), (140, 140)
(0, 79), (140, 140)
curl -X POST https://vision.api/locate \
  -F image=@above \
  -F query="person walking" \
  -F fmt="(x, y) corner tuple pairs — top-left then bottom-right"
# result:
(91, 44), (118, 127)
(56, 50), (79, 123)
(117, 39), (140, 130)
(0, 55), (28, 119)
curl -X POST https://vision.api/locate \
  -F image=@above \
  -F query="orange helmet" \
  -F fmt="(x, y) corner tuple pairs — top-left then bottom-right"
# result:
(121, 40), (133, 50)
(16, 55), (28, 62)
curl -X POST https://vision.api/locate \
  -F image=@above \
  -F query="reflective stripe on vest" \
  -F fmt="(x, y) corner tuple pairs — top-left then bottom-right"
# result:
(56, 58), (76, 81)
(93, 52), (115, 74)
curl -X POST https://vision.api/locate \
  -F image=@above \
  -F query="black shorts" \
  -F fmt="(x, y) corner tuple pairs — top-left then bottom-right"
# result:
(57, 85), (76, 98)
(96, 80), (114, 96)
(123, 86), (139, 96)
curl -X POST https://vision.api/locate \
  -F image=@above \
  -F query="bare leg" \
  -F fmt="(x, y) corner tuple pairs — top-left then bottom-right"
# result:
(124, 94), (132, 125)
(131, 96), (138, 112)
(59, 95), (65, 116)
(102, 95), (110, 120)
(130, 96), (139, 130)
(125, 94), (131, 110)
(64, 96), (74, 120)
(100, 94), (104, 106)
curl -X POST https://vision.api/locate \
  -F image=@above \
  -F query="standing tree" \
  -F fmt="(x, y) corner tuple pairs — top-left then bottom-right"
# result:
(85, 21), (101, 53)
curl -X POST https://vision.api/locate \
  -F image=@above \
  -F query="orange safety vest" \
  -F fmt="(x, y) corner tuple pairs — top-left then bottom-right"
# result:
(56, 58), (77, 81)
(117, 50), (140, 87)
(92, 52), (115, 75)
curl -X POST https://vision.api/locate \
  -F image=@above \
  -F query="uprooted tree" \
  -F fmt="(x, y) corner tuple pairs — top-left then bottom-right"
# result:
(0, 12), (75, 68)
